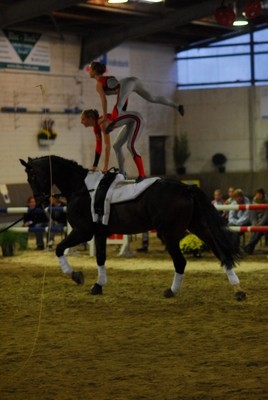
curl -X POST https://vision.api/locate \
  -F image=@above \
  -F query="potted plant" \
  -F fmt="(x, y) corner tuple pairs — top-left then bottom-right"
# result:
(173, 132), (191, 174)
(179, 233), (207, 258)
(0, 229), (27, 257)
(212, 153), (227, 173)
(37, 119), (58, 146)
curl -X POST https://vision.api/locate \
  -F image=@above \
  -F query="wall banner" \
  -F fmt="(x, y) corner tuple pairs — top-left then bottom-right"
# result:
(0, 30), (50, 71)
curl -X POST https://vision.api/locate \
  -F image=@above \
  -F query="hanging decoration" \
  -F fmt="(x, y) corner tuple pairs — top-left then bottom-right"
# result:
(215, 2), (236, 26)
(37, 119), (58, 146)
(244, 0), (262, 19)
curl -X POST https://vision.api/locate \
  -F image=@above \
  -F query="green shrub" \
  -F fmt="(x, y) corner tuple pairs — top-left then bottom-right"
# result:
(0, 229), (27, 256)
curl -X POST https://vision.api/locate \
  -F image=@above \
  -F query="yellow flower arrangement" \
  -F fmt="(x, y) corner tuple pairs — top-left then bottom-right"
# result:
(37, 119), (58, 144)
(38, 129), (58, 140)
(179, 233), (206, 258)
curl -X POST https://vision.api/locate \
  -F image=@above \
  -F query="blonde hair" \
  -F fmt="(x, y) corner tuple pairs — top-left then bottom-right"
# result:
(81, 109), (99, 120)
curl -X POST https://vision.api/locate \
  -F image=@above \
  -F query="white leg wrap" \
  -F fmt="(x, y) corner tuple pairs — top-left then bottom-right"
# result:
(223, 265), (240, 286)
(171, 272), (184, 293)
(97, 265), (107, 286)
(58, 255), (73, 275)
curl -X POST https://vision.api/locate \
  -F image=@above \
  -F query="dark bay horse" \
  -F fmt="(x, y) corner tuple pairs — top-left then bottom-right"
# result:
(20, 156), (246, 301)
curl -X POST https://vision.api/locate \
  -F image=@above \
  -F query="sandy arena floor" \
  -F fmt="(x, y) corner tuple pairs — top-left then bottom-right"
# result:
(0, 233), (268, 400)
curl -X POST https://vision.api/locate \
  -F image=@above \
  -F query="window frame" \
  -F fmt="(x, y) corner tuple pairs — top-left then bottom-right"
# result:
(176, 28), (268, 90)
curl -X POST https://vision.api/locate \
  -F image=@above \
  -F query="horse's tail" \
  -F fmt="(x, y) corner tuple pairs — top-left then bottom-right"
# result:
(189, 185), (243, 269)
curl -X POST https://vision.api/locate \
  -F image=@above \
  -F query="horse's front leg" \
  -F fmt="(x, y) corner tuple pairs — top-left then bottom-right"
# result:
(90, 233), (107, 295)
(223, 265), (246, 301)
(56, 229), (93, 285)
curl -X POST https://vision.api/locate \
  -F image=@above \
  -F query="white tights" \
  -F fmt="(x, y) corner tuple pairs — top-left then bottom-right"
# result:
(113, 111), (144, 174)
(113, 77), (179, 119)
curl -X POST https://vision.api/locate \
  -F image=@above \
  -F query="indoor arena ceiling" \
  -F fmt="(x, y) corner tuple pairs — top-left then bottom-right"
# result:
(0, 0), (268, 66)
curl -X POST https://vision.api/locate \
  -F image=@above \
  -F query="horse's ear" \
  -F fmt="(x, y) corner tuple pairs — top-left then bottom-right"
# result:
(20, 159), (32, 169)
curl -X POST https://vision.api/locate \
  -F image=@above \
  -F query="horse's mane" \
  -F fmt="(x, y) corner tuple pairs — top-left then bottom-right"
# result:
(32, 155), (89, 175)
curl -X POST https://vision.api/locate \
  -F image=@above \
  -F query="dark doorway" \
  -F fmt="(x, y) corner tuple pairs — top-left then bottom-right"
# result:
(149, 136), (166, 175)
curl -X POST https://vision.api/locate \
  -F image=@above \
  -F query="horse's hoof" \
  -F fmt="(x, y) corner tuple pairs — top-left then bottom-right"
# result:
(235, 290), (246, 301)
(90, 283), (103, 295)
(163, 288), (175, 298)
(71, 271), (85, 285)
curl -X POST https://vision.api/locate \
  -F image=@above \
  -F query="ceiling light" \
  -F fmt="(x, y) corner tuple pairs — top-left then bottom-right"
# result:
(108, 0), (128, 3)
(233, 13), (248, 26)
(233, 19), (248, 26)
(232, 2), (249, 26)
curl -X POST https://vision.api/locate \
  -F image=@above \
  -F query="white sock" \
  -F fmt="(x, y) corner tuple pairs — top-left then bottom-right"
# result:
(171, 272), (184, 293)
(223, 265), (240, 286)
(97, 265), (107, 286)
(58, 255), (73, 275)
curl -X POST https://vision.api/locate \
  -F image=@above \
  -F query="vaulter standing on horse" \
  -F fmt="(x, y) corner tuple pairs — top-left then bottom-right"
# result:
(88, 61), (184, 134)
(81, 109), (146, 183)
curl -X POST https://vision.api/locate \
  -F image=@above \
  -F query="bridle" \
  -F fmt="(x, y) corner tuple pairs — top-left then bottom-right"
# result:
(27, 165), (93, 205)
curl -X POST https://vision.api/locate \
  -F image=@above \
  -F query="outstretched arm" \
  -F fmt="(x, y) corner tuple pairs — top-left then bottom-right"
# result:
(102, 132), (111, 174)
(92, 125), (102, 170)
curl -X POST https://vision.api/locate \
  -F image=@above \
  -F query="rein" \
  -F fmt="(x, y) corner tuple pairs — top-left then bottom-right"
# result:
(0, 188), (94, 234)
(51, 187), (94, 201)
(0, 202), (46, 234)
(0, 171), (53, 234)
(5, 158), (94, 236)
(0, 217), (25, 234)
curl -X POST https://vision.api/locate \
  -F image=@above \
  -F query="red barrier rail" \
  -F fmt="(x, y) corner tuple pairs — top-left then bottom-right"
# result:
(229, 226), (268, 233)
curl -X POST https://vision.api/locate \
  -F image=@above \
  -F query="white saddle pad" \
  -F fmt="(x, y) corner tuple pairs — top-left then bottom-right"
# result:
(84, 171), (160, 225)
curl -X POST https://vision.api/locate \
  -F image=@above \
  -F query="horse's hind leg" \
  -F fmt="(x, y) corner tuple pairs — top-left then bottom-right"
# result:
(159, 231), (187, 298)
(222, 264), (246, 301)
(189, 223), (246, 301)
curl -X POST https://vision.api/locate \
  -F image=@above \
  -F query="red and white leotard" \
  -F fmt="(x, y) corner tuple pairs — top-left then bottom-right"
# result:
(98, 75), (180, 121)
(97, 76), (120, 95)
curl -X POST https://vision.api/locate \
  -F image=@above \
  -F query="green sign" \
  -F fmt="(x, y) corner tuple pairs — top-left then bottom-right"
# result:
(0, 29), (50, 71)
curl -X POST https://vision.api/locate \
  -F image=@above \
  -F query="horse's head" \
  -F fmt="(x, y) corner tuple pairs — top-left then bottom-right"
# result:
(20, 156), (89, 208)
(20, 157), (51, 209)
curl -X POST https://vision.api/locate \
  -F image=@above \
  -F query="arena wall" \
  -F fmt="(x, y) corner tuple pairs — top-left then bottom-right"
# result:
(1, 33), (268, 197)
(0, 36), (177, 185)
(176, 86), (268, 174)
